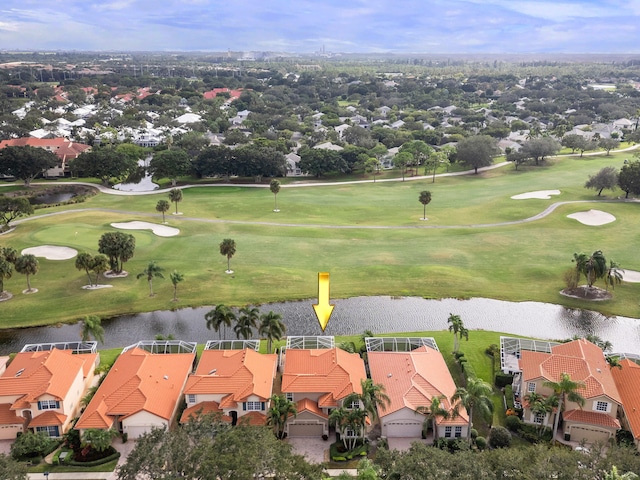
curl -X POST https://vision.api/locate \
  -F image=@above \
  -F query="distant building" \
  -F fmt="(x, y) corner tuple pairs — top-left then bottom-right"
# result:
(0, 137), (90, 177)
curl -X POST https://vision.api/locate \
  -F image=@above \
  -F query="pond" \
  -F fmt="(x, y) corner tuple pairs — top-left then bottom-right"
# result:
(29, 192), (75, 205)
(113, 157), (159, 192)
(0, 297), (638, 355)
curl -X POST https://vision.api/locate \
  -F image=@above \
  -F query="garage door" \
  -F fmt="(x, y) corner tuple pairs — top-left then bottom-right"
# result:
(125, 426), (151, 439)
(288, 422), (324, 437)
(385, 421), (423, 438)
(570, 426), (610, 444)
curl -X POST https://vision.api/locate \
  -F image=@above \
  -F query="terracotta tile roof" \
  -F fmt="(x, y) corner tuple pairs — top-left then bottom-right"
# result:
(563, 409), (621, 429)
(180, 401), (228, 424)
(76, 347), (195, 430)
(281, 349), (366, 405)
(611, 359), (640, 440)
(184, 349), (277, 403)
(294, 398), (328, 419)
(368, 347), (469, 424)
(0, 137), (90, 161)
(0, 403), (22, 425)
(203, 88), (243, 100)
(238, 411), (267, 426)
(0, 349), (97, 410)
(29, 410), (67, 427)
(520, 339), (621, 402)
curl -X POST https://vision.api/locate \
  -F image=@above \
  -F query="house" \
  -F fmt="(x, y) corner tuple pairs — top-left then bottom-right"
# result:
(517, 339), (621, 444)
(280, 346), (366, 437)
(368, 342), (469, 439)
(180, 347), (277, 426)
(76, 341), (195, 439)
(0, 137), (91, 178)
(313, 142), (344, 152)
(611, 358), (640, 452)
(0, 344), (98, 439)
(285, 152), (303, 176)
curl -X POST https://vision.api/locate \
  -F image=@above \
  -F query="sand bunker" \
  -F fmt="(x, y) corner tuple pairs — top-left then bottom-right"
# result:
(111, 221), (179, 237)
(22, 246), (78, 260)
(567, 209), (616, 226)
(619, 270), (640, 283)
(511, 190), (561, 200)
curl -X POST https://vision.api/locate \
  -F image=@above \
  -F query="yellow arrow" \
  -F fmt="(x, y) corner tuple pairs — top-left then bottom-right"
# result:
(313, 272), (335, 332)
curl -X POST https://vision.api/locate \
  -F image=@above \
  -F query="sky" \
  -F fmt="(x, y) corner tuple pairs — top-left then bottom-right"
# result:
(0, 0), (639, 54)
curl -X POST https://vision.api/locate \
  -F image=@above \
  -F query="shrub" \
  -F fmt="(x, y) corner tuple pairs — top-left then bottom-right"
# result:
(67, 451), (120, 467)
(11, 432), (59, 460)
(454, 352), (465, 359)
(504, 385), (514, 409)
(488, 426), (512, 449)
(505, 415), (521, 432)
(495, 373), (514, 388)
(616, 429), (635, 447)
(470, 428), (478, 440)
(121, 432), (128, 444)
(475, 436), (487, 450)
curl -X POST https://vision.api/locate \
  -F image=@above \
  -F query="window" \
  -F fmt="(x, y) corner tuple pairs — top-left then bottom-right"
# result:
(36, 426), (60, 437)
(595, 401), (608, 412)
(527, 382), (536, 393)
(38, 400), (60, 410)
(187, 394), (196, 404)
(534, 412), (545, 424)
(444, 426), (452, 438)
(343, 427), (357, 437)
(347, 400), (360, 409)
(245, 401), (263, 411)
(285, 392), (294, 402)
(454, 426), (462, 438)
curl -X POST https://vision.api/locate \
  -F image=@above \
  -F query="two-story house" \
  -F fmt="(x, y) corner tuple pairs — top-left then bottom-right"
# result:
(0, 346), (98, 439)
(518, 339), (621, 444)
(76, 342), (195, 439)
(280, 347), (366, 437)
(611, 358), (640, 453)
(368, 344), (469, 439)
(180, 347), (277, 426)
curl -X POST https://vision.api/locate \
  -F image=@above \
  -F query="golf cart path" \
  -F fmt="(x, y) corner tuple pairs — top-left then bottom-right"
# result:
(13, 198), (637, 230)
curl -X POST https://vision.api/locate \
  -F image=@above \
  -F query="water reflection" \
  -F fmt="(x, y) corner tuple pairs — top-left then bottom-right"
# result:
(0, 297), (638, 355)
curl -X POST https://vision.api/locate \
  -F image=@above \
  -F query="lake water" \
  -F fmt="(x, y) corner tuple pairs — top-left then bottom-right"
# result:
(30, 192), (75, 204)
(0, 297), (638, 355)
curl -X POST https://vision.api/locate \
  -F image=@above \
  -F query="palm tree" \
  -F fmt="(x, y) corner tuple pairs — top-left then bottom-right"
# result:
(573, 250), (608, 288)
(169, 270), (184, 301)
(329, 407), (365, 450)
(81, 315), (105, 344)
(219, 238), (236, 274)
(419, 190), (432, 220)
(447, 313), (468, 353)
(0, 257), (13, 293)
(258, 311), (286, 353)
(234, 306), (259, 339)
(75, 252), (95, 287)
(266, 394), (297, 439)
(136, 261), (164, 296)
(605, 260), (623, 290)
(345, 379), (391, 424)
(156, 199), (170, 223)
(205, 304), (236, 341)
(417, 395), (450, 439)
(168, 188), (183, 214)
(451, 376), (494, 445)
(14, 254), (39, 293)
(543, 372), (586, 443)
(81, 428), (118, 453)
(270, 179), (281, 212)
(90, 254), (109, 286)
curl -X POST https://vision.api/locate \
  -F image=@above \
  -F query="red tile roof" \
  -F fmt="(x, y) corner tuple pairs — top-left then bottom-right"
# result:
(368, 347), (469, 425)
(76, 347), (194, 430)
(238, 411), (267, 426)
(184, 349), (276, 404)
(0, 403), (22, 426)
(0, 137), (90, 161)
(611, 359), (640, 440)
(563, 409), (620, 429)
(281, 349), (366, 407)
(0, 349), (97, 411)
(295, 398), (328, 419)
(203, 88), (243, 100)
(180, 400), (228, 424)
(520, 339), (621, 402)
(29, 410), (67, 427)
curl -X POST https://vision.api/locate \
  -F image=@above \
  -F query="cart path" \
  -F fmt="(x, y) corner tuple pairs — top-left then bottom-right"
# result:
(12, 198), (637, 230)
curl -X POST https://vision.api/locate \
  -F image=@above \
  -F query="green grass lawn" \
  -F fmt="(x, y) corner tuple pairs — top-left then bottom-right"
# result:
(2, 150), (640, 327)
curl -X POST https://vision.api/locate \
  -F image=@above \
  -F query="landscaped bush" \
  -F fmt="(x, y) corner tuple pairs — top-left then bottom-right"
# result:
(434, 438), (469, 453)
(11, 432), (60, 460)
(330, 440), (368, 461)
(475, 436), (487, 450)
(470, 429), (478, 440)
(504, 385), (514, 409)
(73, 445), (117, 463)
(505, 415), (521, 432)
(495, 373), (514, 388)
(454, 352), (465, 360)
(488, 426), (512, 448)
(616, 429), (635, 447)
(67, 451), (120, 467)
(518, 423), (552, 443)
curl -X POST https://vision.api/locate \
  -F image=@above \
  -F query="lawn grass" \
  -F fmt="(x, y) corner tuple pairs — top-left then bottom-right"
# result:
(29, 459), (119, 473)
(2, 150), (640, 328)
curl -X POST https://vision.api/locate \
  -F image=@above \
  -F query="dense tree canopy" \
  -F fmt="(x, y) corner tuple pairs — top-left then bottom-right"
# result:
(618, 159), (640, 198)
(585, 166), (619, 196)
(70, 147), (138, 185)
(298, 147), (346, 177)
(456, 135), (499, 174)
(0, 197), (33, 228)
(98, 232), (136, 274)
(148, 148), (192, 186)
(0, 145), (59, 186)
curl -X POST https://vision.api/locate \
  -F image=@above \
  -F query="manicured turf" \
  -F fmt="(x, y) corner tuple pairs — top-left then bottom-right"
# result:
(1, 150), (640, 328)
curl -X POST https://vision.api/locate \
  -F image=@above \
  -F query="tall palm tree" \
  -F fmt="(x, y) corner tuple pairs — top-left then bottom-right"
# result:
(573, 250), (607, 288)
(451, 376), (494, 445)
(543, 372), (586, 443)
(168, 188), (183, 214)
(156, 199), (170, 223)
(0, 257), (13, 293)
(345, 379), (391, 423)
(75, 252), (95, 287)
(234, 306), (259, 339)
(447, 313), (468, 353)
(419, 190), (432, 220)
(137, 261), (164, 296)
(169, 270), (184, 302)
(205, 304), (236, 341)
(90, 254), (109, 286)
(417, 395), (450, 439)
(258, 311), (286, 353)
(605, 260), (623, 290)
(270, 179), (281, 212)
(219, 238), (236, 273)
(14, 254), (39, 293)
(81, 315), (105, 344)
(266, 394), (297, 439)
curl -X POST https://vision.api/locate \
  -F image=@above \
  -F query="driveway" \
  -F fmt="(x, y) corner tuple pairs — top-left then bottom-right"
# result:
(286, 432), (335, 464)
(387, 437), (428, 451)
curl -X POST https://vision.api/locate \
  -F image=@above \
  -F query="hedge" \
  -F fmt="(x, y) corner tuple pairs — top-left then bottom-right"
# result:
(495, 373), (514, 388)
(66, 451), (120, 467)
(504, 385), (514, 409)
